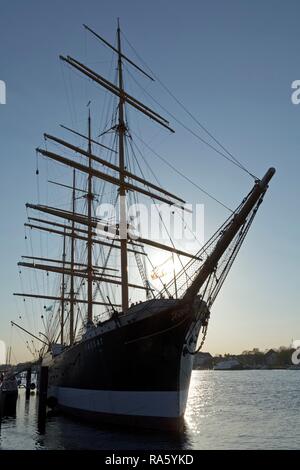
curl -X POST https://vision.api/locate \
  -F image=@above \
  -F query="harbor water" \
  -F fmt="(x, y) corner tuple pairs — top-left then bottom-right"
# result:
(0, 370), (299, 450)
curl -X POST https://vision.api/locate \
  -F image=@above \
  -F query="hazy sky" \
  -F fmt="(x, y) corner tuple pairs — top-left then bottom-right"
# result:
(0, 0), (299, 362)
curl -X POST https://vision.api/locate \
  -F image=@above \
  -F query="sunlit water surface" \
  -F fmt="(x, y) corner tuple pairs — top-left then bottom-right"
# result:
(0, 370), (299, 449)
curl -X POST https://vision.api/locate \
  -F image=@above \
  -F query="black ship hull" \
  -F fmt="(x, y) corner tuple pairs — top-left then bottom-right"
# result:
(45, 297), (207, 431)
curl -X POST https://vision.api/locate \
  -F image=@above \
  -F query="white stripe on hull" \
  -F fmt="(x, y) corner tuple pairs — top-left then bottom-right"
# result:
(48, 386), (188, 418)
(179, 318), (202, 413)
(179, 353), (193, 414)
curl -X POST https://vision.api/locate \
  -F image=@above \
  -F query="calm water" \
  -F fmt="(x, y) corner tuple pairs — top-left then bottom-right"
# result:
(0, 370), (299, 450)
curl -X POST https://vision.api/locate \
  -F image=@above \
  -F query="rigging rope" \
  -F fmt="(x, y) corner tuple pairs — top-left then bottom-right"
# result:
(122, 32), (257, 180)
(126, 133), (186, 291)
(131, 131), (234, 213)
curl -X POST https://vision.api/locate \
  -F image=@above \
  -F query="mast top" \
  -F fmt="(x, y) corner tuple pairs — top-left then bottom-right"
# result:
(83, 23), (154, 81)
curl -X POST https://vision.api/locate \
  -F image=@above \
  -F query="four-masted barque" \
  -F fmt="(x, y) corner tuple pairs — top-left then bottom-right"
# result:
(13, 22), (275, 431)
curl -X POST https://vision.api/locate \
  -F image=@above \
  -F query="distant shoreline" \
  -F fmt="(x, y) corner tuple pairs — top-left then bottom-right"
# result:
(193, 348), (299, 371)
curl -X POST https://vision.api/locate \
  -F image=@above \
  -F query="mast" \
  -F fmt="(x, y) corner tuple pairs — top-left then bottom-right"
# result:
(87, 112), (93, 323)
(61, 227), (66, 344)
(22, 23), (180, 332)
(69, 169), (76, 344)
(117, 20), (129, 312)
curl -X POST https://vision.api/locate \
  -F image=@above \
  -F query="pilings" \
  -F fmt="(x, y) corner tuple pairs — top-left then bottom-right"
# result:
(37, 366), (48, 433)
(25, 367), (31, 400)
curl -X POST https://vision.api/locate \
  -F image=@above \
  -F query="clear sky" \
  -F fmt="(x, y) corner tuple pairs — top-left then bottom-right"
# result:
(0, 0), (299, 362)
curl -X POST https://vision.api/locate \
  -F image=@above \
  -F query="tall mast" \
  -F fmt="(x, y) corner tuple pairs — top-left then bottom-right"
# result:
(61, 227), (66, 344)
(87, 111), (93, 322)
(69, 169), (76, 344)
(117, 20), (129, 312)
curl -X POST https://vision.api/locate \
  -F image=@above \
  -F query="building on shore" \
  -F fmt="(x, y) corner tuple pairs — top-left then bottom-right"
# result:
(193, 352), (213, 370)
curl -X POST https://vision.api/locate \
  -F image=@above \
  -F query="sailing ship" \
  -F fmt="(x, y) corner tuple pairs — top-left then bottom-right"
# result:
(13, 22), (275, 431)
